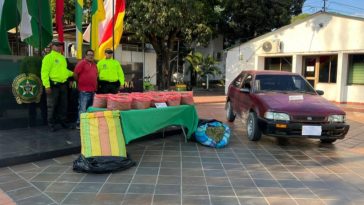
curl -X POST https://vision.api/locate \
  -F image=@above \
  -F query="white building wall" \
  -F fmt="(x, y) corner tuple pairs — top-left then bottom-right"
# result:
(225, 45), (255, 93)
(278, 15), (364, 53)
(225, 13), (364, 103)
(316, 83), (337, 101)
(346, 85), (364, 102)
(143, 53), (158, 84)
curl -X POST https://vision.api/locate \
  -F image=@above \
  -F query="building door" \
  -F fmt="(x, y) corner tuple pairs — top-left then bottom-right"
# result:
(303, 56), (318, 87)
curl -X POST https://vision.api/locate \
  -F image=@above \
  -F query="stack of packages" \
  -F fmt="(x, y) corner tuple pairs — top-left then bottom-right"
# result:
(92, 91), (194, 110)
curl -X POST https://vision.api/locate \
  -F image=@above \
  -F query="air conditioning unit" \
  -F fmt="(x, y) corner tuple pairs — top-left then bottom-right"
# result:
(261, 40), (280, 53)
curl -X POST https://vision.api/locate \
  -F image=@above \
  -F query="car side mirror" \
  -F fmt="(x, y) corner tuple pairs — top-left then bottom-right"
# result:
(240, 88), (250, 93)
(316, 90), (324, 95)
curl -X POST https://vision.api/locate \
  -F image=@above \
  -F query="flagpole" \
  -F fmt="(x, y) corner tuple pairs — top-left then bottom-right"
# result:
(90, 0), (93, 50)
(112, 0), (115, 58)
(15, 4), (19, 56)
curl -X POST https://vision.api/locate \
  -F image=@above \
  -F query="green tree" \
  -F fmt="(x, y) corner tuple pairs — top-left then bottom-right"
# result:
(219, 0), (305, 46)
(125, 0), (220, 90)
(291, 13), (310, 23)
(50, 0), (91, 25)
(50, 0), (74, 24)
(185, 52), (221, 89)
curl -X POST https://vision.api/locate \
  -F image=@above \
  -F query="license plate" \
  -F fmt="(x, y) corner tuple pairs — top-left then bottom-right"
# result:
(302, 125), (322, 136)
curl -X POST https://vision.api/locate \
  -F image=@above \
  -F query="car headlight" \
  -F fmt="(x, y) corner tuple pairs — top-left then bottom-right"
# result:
(328, 115), (345, 123)
(264, 112), (290, 121)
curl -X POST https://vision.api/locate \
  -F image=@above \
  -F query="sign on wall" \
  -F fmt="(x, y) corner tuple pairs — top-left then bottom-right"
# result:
(12, 73), (43, 104)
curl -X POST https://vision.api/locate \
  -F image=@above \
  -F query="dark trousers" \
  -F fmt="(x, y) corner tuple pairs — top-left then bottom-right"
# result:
(47, 83), (68, 127)
(28, 89), (47, 126)
(97, 80), (120, 94)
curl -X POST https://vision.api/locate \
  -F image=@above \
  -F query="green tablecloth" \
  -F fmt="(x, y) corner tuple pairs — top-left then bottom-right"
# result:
(87, 105), (199, 144)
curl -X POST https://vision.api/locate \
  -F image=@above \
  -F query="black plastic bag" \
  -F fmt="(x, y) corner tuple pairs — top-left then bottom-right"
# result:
(73, 154), (136, 174)
(198, 118), (222, 126)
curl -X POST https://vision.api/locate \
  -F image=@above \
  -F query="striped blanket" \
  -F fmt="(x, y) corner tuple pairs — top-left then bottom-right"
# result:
(80, 111), (127, 157)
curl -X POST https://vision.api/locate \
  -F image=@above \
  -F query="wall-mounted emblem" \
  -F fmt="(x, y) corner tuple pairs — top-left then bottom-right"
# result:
(12, 73), (43, 104)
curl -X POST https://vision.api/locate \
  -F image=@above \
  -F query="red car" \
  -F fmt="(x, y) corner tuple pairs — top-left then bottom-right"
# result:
(226, 70), (349, 143)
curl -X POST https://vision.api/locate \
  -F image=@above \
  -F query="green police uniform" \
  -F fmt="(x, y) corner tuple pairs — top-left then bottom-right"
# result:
(97, 58), (125, 94)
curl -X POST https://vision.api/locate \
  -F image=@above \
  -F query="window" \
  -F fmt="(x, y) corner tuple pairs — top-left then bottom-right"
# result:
(265, 57), (292, 72)
(348, 54), (364, 85)
(318, 55), (337, 83)
(214, 52), (222, 61)
(232, 74), (245, 88)
(242, 74), (253, 89)
(255, 74), (315, 93)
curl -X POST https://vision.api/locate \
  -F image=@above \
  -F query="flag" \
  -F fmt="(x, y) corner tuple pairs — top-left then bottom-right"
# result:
(75, 0), (83, 59)
(83, 0), (111, 44)
(98, 0), (126, 59)
(19, 0), (53, 50)
(55, 0), (64, 42)
(0, 0), (20, 55)
(90, 0), (105, 60)
(19, 0), (32, 41)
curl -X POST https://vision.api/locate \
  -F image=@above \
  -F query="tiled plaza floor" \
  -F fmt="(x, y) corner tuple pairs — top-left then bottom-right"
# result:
(1, 103), (364, 205)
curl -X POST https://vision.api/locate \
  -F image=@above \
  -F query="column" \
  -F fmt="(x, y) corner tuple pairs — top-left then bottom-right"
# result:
(292, 55), (303, 75)
(255, 56), (265, 70)
(336, 52), (348, 103)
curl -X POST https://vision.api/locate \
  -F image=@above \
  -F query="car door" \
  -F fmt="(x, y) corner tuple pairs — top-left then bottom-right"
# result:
(228, 73), (245, 112)
(236, 73), (253, 116)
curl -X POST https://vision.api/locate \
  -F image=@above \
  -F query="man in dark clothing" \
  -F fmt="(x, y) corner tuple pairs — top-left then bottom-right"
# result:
(41, 41), (73, 131)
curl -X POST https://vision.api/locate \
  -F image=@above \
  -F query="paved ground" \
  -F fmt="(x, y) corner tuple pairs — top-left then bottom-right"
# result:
(1, 102), (364, 205)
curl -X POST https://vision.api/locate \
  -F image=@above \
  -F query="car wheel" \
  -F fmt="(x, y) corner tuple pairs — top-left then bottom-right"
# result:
(226, 101), (236, 122)
(320, 139), (337, 143)
(246, 112), (262, 141)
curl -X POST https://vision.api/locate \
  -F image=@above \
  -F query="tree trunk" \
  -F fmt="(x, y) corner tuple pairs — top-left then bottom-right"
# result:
(162, 51), (171, 90)
(190, 70), (197, 87)
(154, 50), (171, 90)
(156, 53), (163, 91)
(146, 30), (178, 90)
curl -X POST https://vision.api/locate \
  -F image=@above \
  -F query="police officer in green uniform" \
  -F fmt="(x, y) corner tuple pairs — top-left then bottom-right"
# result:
(41, 41), (73, 131)
(97, 48), (125, 94)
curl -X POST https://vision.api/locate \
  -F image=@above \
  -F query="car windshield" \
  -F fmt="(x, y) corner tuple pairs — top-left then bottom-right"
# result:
(254, 74), (316, 94)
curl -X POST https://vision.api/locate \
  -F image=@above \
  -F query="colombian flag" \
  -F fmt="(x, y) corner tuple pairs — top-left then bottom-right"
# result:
(98, 0), (126, 59)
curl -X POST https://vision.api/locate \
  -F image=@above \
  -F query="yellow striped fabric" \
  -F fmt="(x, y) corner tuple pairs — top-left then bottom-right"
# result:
(80, 111), (126, 157)
(76, 0), (83, 59)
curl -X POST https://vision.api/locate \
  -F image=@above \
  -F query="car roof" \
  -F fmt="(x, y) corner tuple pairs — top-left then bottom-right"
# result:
(242, 70), (299, 76)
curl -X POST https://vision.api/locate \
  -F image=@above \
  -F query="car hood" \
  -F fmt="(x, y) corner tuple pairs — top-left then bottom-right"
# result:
(255, 92), (345, 116)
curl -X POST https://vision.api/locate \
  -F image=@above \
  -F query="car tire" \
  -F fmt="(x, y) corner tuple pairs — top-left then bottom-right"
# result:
(246, 112), (262, 141)
(320, 139), (337, 143)
(226, 101), (236, 122)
